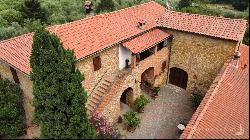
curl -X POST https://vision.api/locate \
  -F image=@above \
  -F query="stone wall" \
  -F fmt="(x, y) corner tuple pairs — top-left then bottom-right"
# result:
(76, 46), (119, 96)
(17, 71), (34, 127)
(165, 29), (238, 94)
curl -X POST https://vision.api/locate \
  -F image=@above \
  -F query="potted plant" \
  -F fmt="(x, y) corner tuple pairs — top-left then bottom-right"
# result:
(118, 116), (123, 123)
(152, 87), (160, 99)
(135, 95), (150, 113)
(123, 112), (140, 132)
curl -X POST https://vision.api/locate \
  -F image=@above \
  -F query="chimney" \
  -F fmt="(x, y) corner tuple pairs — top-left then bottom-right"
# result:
(138, 20), (146, 29)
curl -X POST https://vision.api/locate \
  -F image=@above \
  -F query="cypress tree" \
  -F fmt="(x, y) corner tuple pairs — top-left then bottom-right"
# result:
(30, 28), (96, 139)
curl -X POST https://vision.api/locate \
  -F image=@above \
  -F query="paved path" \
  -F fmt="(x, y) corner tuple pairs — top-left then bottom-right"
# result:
(122, 84), (195, 139)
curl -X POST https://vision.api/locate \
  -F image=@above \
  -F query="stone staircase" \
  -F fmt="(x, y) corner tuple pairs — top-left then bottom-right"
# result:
(86, 76), (114, 116)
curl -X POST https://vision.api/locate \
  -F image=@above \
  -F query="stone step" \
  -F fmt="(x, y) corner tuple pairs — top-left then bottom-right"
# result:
(104, 78), (113, 84)
(88, 102), (96, 109)
(92, 94), (101, 100)
(87, 107), (94, 112)
(95, 91), (104, 97)
(99, 85), (108, 91)
(102, 81), (111, 87)
(97, 88), (106, 94)
(91, 98), (100, 104)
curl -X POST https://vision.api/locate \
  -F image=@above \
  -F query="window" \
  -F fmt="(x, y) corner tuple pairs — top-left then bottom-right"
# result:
(136, 47), (154, 62)
(93, 56), (101, 71)
(157, 41), (164, 51)
(10, 67), (19, 84)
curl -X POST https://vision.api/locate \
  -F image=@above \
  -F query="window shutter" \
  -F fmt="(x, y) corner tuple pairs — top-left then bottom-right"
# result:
(93, 56), (101, 71)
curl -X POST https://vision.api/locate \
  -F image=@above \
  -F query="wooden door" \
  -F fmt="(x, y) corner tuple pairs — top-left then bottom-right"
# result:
(169, 67), (188, 89)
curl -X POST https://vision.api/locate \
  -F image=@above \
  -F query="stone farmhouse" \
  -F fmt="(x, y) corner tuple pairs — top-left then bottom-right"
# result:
(0, 1), (248, 134)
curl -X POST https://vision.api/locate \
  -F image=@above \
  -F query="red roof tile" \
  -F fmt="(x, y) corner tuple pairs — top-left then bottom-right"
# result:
(0, 1), (165, 75)
(158, 10), (248, 41)
(180, 44), (249, 139)
(122, 28), (170, 53)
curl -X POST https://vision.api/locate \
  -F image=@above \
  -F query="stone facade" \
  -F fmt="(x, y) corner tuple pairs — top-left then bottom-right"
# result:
(99, 46), (169, 123)
(165, 29), (238, 94)
(76, 46), (120, 95)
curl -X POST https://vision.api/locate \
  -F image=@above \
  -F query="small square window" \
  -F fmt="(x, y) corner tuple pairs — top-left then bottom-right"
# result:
(93, 56), (101, 71)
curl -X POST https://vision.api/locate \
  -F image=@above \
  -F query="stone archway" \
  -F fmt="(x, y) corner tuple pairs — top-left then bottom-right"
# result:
(120, 87), (134, 113)
(169, 67), (188, 89)
(141, 67), (155, 88)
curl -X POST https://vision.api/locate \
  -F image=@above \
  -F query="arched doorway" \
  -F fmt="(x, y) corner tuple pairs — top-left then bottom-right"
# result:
(141, 67), (155, 88)
(169, 67), (188, 89)
(120, 87), (133, 108)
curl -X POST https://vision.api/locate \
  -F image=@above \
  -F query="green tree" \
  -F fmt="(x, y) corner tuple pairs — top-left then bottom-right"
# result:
(30, 28), (96, 139)
(0, 78), (26, 138)
(232, 0), (249, 11)
(96, 0), (115, 13)
(178, 0), (192, 9)
(19, 0), (48, 23)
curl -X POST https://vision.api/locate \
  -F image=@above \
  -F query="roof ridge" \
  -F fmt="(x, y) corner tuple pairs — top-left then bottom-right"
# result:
(0, 1), (160, 46)
(186, 61), (232, 138)
(0, 32), (33, 45)
(46, 1), (159, 28)
(164, 9), (248, 22)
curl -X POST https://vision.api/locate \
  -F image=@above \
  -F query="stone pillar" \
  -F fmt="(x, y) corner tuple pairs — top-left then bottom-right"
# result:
(131, 54), (137, 68)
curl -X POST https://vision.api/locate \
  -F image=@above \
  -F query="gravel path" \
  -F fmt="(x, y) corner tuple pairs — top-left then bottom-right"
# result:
(122, 84), (195, 139)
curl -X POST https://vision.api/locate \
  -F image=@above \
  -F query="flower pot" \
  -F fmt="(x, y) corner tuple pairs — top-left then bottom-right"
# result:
(138, 107), (144, 113)
(118, 116), (123, 123)
(127, 125), (136, 133)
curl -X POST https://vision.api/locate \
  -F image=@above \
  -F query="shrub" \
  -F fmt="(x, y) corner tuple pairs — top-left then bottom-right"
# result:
(232, 0), (249, 12)
(123, 112), (140, 128)
(190, 93), (204, 108)
(153, 87), (160, 94)
(178, 0), (192, 9)
(135, 95), (150, 110)
(0, 78), (26, 138)
(95, 0), (115, 14)
(89, 113), (120, 139)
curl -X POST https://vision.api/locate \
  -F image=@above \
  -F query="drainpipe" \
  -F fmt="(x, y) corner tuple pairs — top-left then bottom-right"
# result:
(166, 34), (174, 84)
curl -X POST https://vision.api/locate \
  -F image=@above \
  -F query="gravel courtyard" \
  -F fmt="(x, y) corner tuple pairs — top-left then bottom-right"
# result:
(120, 84), (195, 139)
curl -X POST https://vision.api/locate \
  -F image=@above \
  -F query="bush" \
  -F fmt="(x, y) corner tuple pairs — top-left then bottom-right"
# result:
(190, 93), (204, 108)
(89, 113), (120, 139)
(0, 78), (26, 138)
(95, 0), (115, 14)
(178, 0), (192, 9)
(232, 0), (249, 12)
(243, 27), (249, 45)
(135, 95), (150, 110)
(123, 112), (140, 128)
(153, 87), (160, 94)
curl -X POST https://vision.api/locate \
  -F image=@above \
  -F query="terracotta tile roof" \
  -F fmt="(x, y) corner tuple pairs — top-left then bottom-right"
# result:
(0, 1), (165, 75)
(180, 44), (249, 139)
(157, 10), (248, 41)
(0, 33), (33, 75)
(122, 28), (170, 53)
